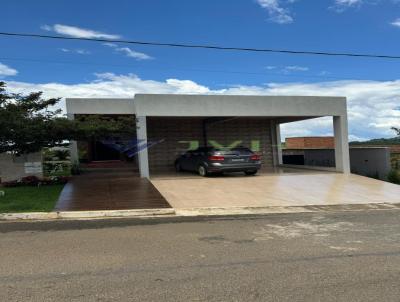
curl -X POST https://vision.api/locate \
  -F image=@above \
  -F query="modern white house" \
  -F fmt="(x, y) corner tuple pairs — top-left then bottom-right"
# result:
(66, 94), (350, 179)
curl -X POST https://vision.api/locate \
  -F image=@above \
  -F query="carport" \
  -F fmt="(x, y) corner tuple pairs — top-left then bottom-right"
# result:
(132, 94), (350, 177)
(67, 94), (350, 178)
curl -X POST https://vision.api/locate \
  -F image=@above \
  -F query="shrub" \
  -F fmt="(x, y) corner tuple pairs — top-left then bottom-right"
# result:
(21, 176), (40, 186)
(50, 176), (70, 185)
(1, 180), (20, 187)
(1, 175), (70, 188)
(43, 161), (71, 177)
(387, 169), (400, 184)
(54, 149), (70, 160)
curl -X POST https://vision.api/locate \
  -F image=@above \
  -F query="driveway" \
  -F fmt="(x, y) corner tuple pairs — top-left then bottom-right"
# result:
(151, 171), (400, 209)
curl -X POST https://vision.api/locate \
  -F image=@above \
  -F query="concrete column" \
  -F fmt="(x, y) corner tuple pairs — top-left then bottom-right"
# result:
(275, 122), (283, 165)
(67, 113), (79, 164)
(136, 116), (150, 178)
(270, 120), (282, 166)
(333, 115), (350, 173)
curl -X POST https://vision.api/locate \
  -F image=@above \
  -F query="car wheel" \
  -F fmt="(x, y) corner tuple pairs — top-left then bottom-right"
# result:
(198, 165), (208, 177)
(245, 170), (257, 176)
(175, 162), (182, 172)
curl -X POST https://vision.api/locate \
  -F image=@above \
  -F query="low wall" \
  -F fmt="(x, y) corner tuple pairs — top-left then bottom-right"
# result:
(0, 153), (43, 182)
(349, 148), (391, 180)
(283, 147), (391, 180)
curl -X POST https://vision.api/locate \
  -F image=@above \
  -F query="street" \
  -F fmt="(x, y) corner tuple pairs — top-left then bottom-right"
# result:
(1, 210), (400, 301)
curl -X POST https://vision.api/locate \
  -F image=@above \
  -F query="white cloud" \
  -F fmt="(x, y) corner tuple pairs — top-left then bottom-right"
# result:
(102, 42), (118, 47)
(60, 48), (91, 55)
(318, 70), (330, 76)
(331, 0), (363, 11)
(115, 47), (153, 60)
(390, 18), (400, 27)
(103, 43), (153, 60)
(256, 0), (294, 24)
(265, 65), (309, 74)
(335, 0), (363, 6)
(4, 73), (400, 140)
(284, 65), (309, 72)
(0, 63), (18, 77)
(41, 24), (120, 39)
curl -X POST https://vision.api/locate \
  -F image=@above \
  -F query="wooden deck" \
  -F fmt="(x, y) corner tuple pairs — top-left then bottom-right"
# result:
(54, 168), (171, 211)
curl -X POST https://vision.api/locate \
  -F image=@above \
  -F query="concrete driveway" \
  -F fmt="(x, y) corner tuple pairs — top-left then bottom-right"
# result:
(151, 170), (400, 209)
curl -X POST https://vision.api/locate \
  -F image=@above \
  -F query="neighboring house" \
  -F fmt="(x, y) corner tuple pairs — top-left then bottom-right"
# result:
(286, 137), (335, 149)
(283, 137), (392, 180)
(66, 94), (350, 178)
(0, 152), (43, 182)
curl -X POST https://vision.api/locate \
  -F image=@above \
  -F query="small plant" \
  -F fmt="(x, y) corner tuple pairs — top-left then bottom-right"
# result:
(21, 176), (40, 186)
(49, 176), (70, 185)
(387, 169), (400, 184)
(54, 149), (70, 160)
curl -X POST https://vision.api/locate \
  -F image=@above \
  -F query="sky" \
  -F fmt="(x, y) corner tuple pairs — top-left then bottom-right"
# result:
(1, 0), (400, 141)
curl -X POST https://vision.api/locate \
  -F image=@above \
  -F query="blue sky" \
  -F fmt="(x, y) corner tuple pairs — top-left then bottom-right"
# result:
(1, 0), (400, 140)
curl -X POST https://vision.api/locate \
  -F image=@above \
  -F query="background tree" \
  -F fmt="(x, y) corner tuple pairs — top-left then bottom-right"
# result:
(0, 82), (136, 155)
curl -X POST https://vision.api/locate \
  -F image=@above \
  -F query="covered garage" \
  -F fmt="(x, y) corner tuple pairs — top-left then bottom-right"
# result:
(67, 94), (350, 178)
(133, 94), (350, 178)
(146, 116), (275, 174)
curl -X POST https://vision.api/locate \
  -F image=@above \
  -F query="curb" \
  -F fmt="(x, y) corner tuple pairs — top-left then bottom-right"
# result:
(1, 203), (400, 222)
(1, 204), (400, 233)
(0, 208), (176, 221)
(175, 203), (400, 216)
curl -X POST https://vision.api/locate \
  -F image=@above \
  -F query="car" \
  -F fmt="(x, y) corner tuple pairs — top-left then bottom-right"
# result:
(174, 146), (261, 176)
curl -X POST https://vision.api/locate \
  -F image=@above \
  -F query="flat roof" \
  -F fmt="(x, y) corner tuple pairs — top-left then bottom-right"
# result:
(66, 94), (347, 118)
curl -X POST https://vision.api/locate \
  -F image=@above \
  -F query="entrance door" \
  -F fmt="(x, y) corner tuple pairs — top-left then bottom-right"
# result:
(92, 141), (121, 161)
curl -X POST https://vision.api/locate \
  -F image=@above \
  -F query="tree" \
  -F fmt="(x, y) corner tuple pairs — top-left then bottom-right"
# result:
(0, 81), (136, 155)
(392, 127), (400, 137)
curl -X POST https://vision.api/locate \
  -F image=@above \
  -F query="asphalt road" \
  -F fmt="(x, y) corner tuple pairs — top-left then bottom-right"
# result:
(1, 210), (400, 301)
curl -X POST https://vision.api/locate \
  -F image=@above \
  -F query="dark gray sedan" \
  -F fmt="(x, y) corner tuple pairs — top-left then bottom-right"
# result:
(174, 147), (261, 176)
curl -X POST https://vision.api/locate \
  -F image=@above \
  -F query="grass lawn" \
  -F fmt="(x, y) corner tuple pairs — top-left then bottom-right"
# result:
(0, 185), (64, 213)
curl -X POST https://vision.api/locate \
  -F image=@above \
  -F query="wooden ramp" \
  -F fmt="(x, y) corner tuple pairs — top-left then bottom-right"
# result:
(54, 168), (171, 211)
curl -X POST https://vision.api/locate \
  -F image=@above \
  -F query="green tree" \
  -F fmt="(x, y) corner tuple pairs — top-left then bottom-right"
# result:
(0, 82), (135, 155)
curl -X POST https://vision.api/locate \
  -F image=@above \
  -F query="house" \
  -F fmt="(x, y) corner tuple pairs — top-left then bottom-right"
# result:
(66, 94), (350, 178)
(57, 94), (400, 211)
